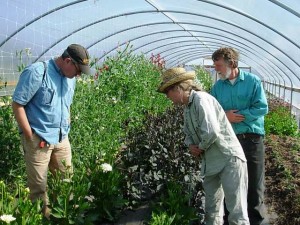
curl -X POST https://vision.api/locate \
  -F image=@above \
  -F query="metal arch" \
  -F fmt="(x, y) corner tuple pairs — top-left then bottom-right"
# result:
(171, 51), (276, 89)
(169, 53), (210, 67)
(147, 35), (284, 85)
(143, 39), (286, 86)
(169, 50), (270, 77)
(159, 36), (286, 86)
(96, 29), (218, 58)
(134, 30), (292, 83)
(166, 49), (212, 62)
(0, 0), (88, 48)
(179, 53), (284, 99)
(98, 22), (296, 85)
(195, 0), (300, 49)
(25, 10), (300, 78)
(106, 24), (291, 89)
(173, 52), (272, 83)
(267, 0), (300, 18)
(91, 18), (300, 84)
(33, 12), (165, 62)
(163, 45), (220, 59)
(153, 40), (286, 88)
(181, 53), (275, 87)
(162, 45), (286, 92)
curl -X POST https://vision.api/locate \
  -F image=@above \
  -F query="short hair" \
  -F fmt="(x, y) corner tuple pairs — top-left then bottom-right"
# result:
(212, 47), (239, 68)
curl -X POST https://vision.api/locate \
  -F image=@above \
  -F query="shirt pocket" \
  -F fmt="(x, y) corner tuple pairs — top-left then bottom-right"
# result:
(37, 87), (55, 106)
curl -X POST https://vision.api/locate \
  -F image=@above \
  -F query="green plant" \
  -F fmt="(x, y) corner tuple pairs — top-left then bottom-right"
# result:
(148, 211), (176, 225)
(88, 161), (127, 222)
(0, 178), (43, 225)
(265, 97), (298, 136)
(193, 65), (213, 92)
(47, 167), (97, 225)
(150, 181), (199, 225)
(119, 106), (204, 221)
(15, 48), (32, 72)
(0, 96), (25, 183)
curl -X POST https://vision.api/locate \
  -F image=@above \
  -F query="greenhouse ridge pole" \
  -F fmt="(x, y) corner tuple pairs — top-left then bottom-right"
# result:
(145, 0), (213, 51)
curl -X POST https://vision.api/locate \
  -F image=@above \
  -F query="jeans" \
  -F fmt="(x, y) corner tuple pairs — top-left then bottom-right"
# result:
(238, 135), (266, 225)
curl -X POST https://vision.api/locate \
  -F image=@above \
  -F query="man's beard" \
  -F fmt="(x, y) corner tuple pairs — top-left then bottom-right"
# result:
(217, 67), (231, 80)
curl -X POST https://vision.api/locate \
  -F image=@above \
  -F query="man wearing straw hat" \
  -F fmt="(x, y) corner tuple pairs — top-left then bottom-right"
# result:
(158, 67), (250, 224)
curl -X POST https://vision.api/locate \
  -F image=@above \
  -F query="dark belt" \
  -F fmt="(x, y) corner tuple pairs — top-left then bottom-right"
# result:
(236, 133), (261, 140)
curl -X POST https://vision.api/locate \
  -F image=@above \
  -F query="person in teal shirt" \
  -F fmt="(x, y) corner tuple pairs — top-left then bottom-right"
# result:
(210, 47), (268, 225)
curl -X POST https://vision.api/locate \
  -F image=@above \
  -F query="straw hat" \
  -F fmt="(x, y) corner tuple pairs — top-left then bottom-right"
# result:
(157, 67), (196, 93)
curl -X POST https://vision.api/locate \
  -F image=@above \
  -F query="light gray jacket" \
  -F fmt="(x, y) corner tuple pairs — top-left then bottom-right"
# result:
(183, 90), (246, 176)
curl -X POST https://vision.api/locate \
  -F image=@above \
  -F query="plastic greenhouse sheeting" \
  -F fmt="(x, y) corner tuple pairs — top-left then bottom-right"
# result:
(1, 0), (300, 115)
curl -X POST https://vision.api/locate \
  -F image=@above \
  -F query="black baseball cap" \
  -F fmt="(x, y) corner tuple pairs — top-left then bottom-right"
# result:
(65, 44), (91, 75)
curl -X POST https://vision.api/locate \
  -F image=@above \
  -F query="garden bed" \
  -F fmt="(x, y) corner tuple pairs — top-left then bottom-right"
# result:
(265, 134), (300, 225)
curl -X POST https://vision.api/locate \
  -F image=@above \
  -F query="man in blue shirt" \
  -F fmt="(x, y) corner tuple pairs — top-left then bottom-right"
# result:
(12, 44), (90, 219)
(210, 47), (268, 225)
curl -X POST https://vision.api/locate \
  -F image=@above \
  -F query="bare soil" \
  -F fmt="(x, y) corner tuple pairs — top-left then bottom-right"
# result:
(264, 134), (300, 225)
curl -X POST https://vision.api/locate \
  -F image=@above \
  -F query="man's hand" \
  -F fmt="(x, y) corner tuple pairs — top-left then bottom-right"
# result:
(189, 145), (204, 158)
(226, 110), (245, 123)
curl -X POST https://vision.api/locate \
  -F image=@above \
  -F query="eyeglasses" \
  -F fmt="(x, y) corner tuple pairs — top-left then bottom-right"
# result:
(71, 60), (81, 75)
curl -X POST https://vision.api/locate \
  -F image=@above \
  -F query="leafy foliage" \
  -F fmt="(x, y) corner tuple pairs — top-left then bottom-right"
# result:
(193, 65), (213, 92)
(148, 211), (175, 225)
(0, 178), (43, 225)
(0, 96), (25, 183)
(2, 44), (299, 224)
(151, 181), (199, 225)
(119, 106), (204, 223)
(265, 97), (299, 136)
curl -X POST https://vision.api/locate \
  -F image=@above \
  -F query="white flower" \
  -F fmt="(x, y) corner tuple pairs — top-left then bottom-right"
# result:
(0, 214), (16, 223)
(63, 178), (71, 183)
(84, 195), (95, 202)
(100, 163), (112, 172)
(184, 175), (190, 182)
(112, 97), (117, 104)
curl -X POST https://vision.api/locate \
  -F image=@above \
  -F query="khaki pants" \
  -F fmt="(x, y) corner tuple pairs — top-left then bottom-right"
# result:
(21, 133), (72, 205)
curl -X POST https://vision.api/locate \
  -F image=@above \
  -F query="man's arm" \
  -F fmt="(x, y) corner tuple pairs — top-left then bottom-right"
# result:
(12, 101), (33, 140)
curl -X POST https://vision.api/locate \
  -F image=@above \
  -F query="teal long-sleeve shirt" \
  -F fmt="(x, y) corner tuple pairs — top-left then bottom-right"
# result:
(211, 69), (268, 136)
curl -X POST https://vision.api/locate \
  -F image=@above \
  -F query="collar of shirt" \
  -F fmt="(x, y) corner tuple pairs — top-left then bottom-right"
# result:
(221, 68), (245, 85)
(51, 58), (65, 77)
(187, 90), (196, 106)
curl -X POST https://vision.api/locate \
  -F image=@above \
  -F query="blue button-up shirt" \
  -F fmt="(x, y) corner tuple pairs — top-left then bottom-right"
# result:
(12, 59), (76, 144)
(211, 69), (268, 136)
